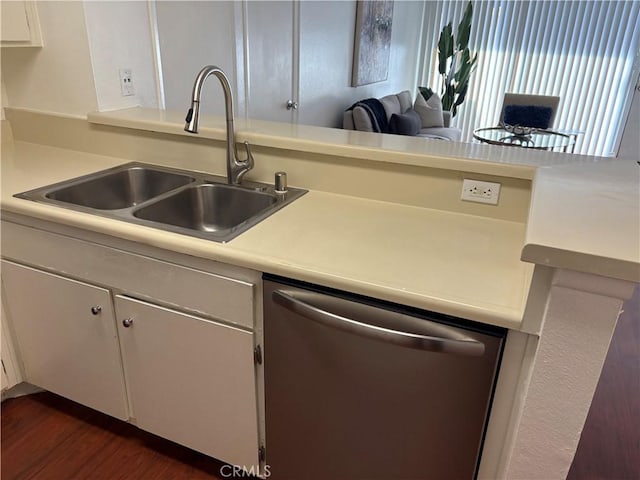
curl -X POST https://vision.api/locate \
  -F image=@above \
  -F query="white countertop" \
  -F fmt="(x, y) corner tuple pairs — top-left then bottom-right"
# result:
(1, 140), (533, 330)
(2, 108), (638, 330)
(88, 108), (601, 180)
(87, 108), (640, 283)
(522, 159), (640, 282)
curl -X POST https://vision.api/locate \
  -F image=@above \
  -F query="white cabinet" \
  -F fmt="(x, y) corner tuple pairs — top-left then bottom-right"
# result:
(0, 1), (42, 47)
(116, 296), (259, 467)
(0, 220), (263, 470)
(0, 260), (128, 418)
(1, 295), (22, 392)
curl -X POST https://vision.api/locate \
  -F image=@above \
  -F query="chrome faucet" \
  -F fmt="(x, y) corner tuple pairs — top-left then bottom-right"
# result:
(184, 65), (254, 185)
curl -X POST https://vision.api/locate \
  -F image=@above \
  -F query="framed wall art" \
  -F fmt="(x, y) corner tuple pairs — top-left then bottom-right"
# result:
(351, 0), (394, 87)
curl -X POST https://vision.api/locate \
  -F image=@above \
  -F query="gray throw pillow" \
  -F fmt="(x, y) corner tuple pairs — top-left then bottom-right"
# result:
(389, 108), (421, 136)
(379, 94), (402, 120)
(414, 93), (444, 128)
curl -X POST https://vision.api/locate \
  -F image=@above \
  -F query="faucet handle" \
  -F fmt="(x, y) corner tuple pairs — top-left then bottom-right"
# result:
(241, 141), (255, 169)
(232, 141), (255, 184)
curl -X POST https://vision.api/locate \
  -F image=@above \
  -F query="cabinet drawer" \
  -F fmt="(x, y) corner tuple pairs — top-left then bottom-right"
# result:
(1, 222), (255, 328)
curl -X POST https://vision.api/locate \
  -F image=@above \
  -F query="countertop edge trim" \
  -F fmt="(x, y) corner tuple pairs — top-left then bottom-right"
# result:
(521, 243), (640, 283)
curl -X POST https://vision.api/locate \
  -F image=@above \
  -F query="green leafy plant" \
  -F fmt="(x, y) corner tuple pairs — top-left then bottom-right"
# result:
(424, 1), (478, 117)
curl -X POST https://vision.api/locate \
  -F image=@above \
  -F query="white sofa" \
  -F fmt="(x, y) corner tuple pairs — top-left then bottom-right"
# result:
(343, 90), (462, 141)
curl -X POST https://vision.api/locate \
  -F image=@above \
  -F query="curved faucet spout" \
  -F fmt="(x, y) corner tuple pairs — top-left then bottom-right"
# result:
(184, 65), (254, 185)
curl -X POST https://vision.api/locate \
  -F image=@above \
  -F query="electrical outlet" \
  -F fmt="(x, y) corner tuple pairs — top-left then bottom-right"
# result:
(119, 68), (135, 96)
(461, 179), (501, 205)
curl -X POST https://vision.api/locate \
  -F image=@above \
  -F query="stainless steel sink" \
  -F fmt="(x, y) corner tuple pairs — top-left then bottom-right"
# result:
(134, 184), (278, 232)
(16, 162), (307, 242)
(43, 166), (195, 210)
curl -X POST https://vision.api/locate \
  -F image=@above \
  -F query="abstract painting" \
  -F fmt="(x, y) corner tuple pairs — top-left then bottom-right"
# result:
(351, 0), (394, 87)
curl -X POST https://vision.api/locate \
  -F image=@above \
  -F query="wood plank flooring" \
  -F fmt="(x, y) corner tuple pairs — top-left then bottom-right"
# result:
(2, 287), (638, 480)
(1, 392), (246, 480)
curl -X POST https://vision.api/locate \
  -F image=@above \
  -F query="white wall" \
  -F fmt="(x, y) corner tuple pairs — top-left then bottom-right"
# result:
(83, 1), (159, 111)
(299, 1), (424, 127)
(2, 1), (158, 116)
(2, 1), (424, 128)
(156, 0), (425, 128)
(1, 1), (98, 116)
(155, 1), (239, 117)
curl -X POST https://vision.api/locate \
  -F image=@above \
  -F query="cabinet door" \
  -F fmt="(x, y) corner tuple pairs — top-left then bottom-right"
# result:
(115, 295), (259, 468)
(0, 1), (42, 46)
(0, 260), (128, 419)
(246, 0), (296, 123)
(1, 296), (22, 391)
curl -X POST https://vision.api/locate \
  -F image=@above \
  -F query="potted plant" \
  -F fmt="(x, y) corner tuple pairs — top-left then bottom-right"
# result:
(420, 1), (478, 117)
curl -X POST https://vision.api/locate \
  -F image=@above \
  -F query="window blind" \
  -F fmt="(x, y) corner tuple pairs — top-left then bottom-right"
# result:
(419, 1), (640, 156)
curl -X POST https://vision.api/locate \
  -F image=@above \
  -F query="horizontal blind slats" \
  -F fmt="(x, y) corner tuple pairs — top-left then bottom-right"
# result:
(419, 0), (640, 156)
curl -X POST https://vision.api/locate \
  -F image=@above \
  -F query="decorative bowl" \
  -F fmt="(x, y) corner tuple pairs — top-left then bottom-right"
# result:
(503, 124), (534, 136)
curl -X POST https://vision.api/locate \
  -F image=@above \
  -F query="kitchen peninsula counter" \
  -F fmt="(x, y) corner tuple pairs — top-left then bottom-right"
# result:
(2, 107), (639, 329)
(2, 108), (639, 480)
(1, 139), (531, 330)
(87, 107), (639, 284)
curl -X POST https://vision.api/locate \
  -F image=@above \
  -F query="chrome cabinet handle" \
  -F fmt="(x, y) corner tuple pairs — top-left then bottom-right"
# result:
(90, 306), (102, 315)
(273, 289), (485, 356)
(286, 100), (298, 110)
(122, 318), (134, 328)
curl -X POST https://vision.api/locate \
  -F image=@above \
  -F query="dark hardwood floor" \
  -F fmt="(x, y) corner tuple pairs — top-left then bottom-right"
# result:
(2, 287), (638, 480)
(1, 392), (244, 480)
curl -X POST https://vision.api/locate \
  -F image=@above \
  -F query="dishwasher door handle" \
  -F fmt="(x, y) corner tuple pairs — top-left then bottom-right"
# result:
(273, 289), (485, 356)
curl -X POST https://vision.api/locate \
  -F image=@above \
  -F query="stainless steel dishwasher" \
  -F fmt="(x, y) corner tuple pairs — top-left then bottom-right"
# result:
(263, 276), (505, 480)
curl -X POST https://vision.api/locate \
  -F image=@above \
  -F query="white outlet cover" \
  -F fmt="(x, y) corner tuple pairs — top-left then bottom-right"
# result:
(461, 179), (501, 205)
(119, 68), (135, 97)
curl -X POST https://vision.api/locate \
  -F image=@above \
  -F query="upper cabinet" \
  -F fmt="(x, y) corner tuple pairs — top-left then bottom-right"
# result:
(1, 1), (42, 47)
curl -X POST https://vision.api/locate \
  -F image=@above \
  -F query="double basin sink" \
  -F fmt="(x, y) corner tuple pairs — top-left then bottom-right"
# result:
(16, 163), (307, 242)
